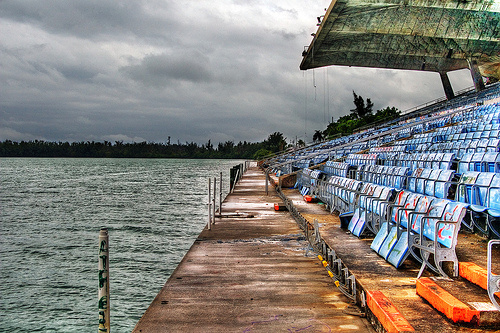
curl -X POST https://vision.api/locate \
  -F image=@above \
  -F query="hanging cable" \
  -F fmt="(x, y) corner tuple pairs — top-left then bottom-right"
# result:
(304, 70), (308, 142)
(313, 69), (317, 101)
(323, 68), (327, 125)
(327, 67), (330, 124)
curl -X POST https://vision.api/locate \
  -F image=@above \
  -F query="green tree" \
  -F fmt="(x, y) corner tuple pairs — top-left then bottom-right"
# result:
(350, 91), (373, 119)
(265, 132), (287, 153)
(313, 130), (323, 142)
(374, 106), (400, 121)
(253, 148), (273, 160)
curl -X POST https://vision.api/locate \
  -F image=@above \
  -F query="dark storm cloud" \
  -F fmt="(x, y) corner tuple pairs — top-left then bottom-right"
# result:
(0, 0), (177, 40)
(123, 52), (214, 86)
(0, 0), (474, 144)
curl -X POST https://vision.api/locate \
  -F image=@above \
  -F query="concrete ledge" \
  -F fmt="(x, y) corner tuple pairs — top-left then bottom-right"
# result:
(416, 277), (480, 324)
(279, 173), (297, 188)
(366, 290), (415, 333)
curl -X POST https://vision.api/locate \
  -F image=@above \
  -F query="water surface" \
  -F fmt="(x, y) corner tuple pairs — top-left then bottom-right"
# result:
(0, 158), (243, 332)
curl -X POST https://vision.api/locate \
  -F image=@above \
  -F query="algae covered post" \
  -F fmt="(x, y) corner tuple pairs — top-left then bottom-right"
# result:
(98, 228), (110, 333)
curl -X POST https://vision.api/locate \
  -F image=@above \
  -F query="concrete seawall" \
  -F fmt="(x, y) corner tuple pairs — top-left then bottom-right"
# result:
(132, 167), (374, 332)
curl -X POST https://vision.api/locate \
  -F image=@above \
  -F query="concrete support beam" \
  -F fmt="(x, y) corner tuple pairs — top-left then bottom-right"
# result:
(469, 60), (486, 92)
(440, 72), (455, 100)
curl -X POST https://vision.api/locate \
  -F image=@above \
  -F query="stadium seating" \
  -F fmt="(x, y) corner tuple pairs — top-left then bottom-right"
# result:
(266, 83), (500, 278)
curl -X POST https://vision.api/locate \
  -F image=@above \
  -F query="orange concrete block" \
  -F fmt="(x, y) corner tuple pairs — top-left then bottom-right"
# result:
(304, 195), (317, 203)
(416, 277), (480, 324)
(459, 262), (488, 290)
(366, 290), (415, 333)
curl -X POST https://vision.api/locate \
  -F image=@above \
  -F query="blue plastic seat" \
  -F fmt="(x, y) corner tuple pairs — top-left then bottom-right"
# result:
(482, 152), (499, 173)
(414, 201), (469, 278)
(383, 194), (433, 265)
(487, 138), (500, 152)
(370, 190), (415, 254)
(458, 153), (474, 174)
(440, 153), (456, 169)
(456, 171), (480, 205)
(471, 152), (486, 171)
(416, 169), (432, 195)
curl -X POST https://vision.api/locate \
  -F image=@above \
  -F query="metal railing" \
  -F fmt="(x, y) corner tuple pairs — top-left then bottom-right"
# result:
(488, 240), (500, 311)
(207, 161), (254, 229)
(275, 186), (358, 303)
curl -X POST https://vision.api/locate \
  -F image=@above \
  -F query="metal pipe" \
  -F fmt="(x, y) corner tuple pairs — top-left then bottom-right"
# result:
(212, 177), (216, 224)
(232, 168), (240, 193)
(265, 169), (269, 195)
(207, 178), (212, 230)
(98, 228), (110, 333)
(218, 172), (223, 213)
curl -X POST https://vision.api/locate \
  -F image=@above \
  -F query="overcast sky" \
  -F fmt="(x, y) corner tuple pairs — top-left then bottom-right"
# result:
(0, 0), (473, 145)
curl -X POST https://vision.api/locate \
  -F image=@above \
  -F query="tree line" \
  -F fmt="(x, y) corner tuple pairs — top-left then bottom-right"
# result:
(0, 132), (287, 159)
(1, 93), (399, 159)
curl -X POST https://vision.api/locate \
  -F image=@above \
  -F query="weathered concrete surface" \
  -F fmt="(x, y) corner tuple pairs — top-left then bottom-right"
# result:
(132, 168), (374, 333)
(280, 187), (500, 333)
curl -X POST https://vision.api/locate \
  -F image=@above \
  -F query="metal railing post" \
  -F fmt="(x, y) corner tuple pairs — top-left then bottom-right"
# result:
(98, 228), (110, 333)
(488, 240), (500, 310)
(207, 178), (212, 230)
(265, 169), (269, 195)
(212, 177), (216, 224)
(218, 172), (223, 213)
(232, 168), (240, 193)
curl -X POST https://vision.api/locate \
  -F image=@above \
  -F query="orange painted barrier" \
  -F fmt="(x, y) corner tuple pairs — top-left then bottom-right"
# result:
(459, 262), (500, 298)
(460, 262), (488, 290)
(416, 277), (480, 324)
(304, 195), (317, 203)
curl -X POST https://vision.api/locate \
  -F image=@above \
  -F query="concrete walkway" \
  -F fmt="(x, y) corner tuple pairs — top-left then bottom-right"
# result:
(132, 168), (374, 332)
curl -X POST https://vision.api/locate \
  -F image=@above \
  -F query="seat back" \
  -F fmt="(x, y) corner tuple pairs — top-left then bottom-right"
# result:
(434, 170), (454, 199)
(420, 199), (449, 238)
(471, 152), (486, 171)
(395, 192), (423, 229)
(429, 201), (468, 248)
(424, 169), (442, 197)
(393, 167), (410, 190)
(440, 153), (455, 170)
(486, 174), (500, 212)
(482, 152), (499, 173)
(456, 171), (480, 204)
(471, 172), (495, 207)
(407, 168), (423, 192)
(458, 153), (473, 174)
(409, 195), (434, 233)
(416, 169), (432, 194)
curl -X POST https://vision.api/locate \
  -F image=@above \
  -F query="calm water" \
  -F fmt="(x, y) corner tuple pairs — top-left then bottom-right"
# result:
(0, 158), (244, 332)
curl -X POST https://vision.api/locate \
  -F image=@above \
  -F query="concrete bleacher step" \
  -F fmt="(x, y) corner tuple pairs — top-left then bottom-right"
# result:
(416, 275), (500, 328)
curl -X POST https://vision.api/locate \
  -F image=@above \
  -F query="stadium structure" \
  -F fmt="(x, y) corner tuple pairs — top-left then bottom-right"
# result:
(262, 1), (500, 331)
(300, 0), (500, 99)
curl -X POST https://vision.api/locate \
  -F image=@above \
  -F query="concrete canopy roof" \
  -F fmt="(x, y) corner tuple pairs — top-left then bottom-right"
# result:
(300, 0), (500, 79)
